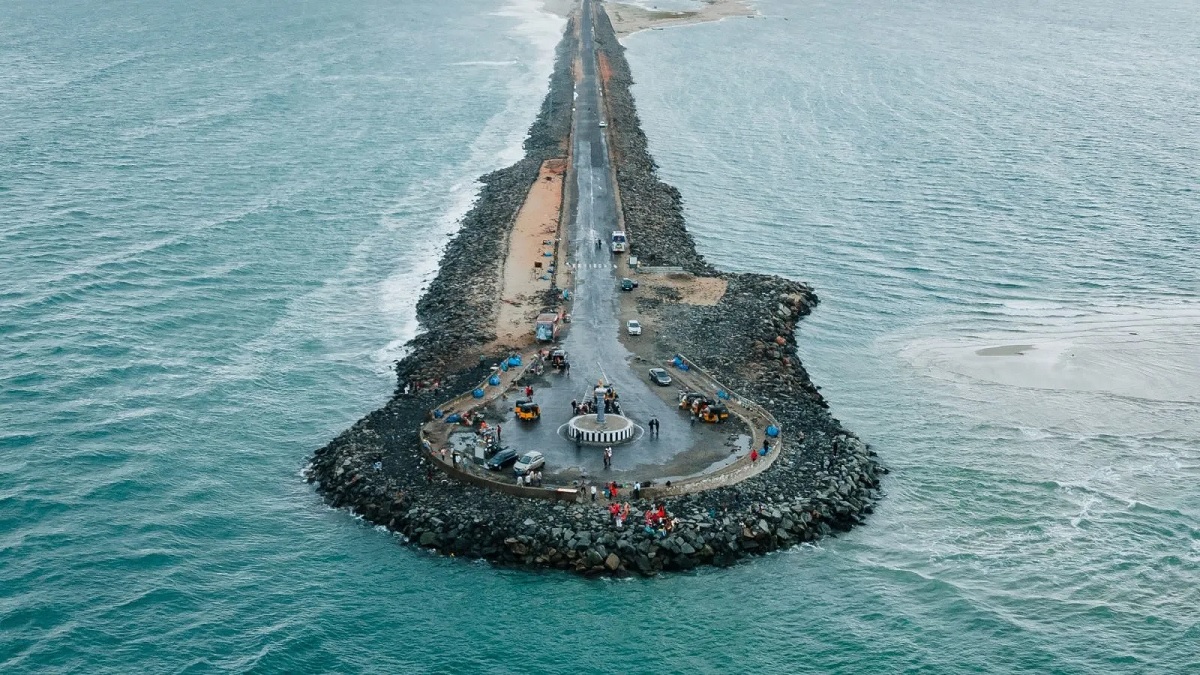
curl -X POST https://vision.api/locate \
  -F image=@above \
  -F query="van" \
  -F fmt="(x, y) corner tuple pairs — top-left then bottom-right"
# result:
(610, 231), (627, 253)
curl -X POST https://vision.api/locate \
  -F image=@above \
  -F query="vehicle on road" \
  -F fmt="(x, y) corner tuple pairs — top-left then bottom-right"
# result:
(626, 320), (642, 336)
(648, 368), (672, 386)
(515, 399), (541, 421)
(620, 277), (638, 291)
(700, 403), (730, 423)
(485, 448), (519, 471)
(514, 451), (545, 476)
(611, 230), (627, 253)
(535, 312), (561, 342)
(598, 120), (607, 128)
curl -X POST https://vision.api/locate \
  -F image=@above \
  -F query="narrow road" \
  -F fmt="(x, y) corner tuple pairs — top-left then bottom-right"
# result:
(502, 0), (714, 478)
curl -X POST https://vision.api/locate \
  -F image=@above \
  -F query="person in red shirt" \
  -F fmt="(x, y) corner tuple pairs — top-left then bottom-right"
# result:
(751, 448), (759, 463)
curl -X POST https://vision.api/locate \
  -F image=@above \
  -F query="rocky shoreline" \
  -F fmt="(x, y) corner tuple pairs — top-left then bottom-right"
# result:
(305, 9), (886, 577)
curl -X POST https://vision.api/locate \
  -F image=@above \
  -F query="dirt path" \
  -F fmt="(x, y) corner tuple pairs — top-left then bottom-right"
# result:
(491, 159), (567, 350)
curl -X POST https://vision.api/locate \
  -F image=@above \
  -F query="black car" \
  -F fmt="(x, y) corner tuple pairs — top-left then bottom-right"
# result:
(485, 448), (519, 471)
(648, 368), (672, 386)
(620, 277), (638, 291)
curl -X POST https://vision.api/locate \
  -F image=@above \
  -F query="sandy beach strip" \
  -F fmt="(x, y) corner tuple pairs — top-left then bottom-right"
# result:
(604, 0), (756, 38)
(492, 159), (568, 350)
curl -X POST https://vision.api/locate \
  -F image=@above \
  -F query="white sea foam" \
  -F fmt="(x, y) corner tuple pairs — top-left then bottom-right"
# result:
(374, 0), (566, 368)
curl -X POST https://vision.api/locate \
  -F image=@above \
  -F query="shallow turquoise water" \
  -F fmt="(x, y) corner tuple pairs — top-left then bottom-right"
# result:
(2, 0), (1197, 672)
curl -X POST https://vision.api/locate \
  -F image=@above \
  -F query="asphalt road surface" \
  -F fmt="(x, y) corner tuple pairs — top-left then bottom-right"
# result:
(489, 0), (737, 481)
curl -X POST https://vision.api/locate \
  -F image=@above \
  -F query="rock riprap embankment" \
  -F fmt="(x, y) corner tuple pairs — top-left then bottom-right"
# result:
(592, 10), (712, 275)
(306, 9), (886, 577)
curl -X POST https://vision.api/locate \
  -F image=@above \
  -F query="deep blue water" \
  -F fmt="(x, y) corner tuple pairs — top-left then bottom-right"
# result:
(2, 0), (1197, 672)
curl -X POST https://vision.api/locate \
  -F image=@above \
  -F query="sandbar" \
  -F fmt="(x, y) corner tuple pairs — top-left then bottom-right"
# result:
(604, 0), (756, 38)
(975, 344), (1036, 357)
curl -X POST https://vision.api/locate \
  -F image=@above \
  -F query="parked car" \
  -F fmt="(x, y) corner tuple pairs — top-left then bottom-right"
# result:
(627, 319), (642, 336)
(485, 448), (519, 471)
(620, 277), (638, 291)
(598, 120), (607, 128)
(648, 368), (672, 386)
(513, 451), (545, 476)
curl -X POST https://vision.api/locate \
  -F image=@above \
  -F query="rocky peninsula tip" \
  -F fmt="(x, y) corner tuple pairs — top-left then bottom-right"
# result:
(306, 0), (886, 577)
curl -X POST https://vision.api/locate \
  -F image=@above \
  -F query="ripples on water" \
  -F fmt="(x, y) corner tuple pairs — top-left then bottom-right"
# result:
(1, 0), (1197, 672)
(627, 0), (1199, 670)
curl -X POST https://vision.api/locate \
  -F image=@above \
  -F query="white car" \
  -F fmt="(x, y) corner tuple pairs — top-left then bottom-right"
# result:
(626, 319), (642, 336)
(598, 120), (607, 128)
(513, 451), (545, 476)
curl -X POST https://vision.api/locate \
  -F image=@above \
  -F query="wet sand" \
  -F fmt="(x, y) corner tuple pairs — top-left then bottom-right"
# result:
(976, 344), (1036, 357)
(604, 0), (757, 38)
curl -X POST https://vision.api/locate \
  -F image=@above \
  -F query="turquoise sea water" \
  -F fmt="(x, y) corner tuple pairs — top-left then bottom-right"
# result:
(2, 0), (1197, 672)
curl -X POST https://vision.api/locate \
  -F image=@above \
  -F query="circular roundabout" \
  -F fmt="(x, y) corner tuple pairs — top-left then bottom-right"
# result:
(562, 414), (638, 445)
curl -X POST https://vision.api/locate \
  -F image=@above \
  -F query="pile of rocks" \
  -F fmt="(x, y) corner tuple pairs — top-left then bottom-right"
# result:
(401, 20), (579, 384)
(592, 9), (713, 276)
(306, 14), (887, 578)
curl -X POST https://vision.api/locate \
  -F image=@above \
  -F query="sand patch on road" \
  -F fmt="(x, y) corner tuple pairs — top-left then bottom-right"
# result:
(491, 160), (567, 351)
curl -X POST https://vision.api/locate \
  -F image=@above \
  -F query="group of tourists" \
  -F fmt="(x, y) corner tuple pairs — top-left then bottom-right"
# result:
(643, 503), (676, 537)
(588, 480), (624, 501)
(517, 471), (544, 487)
(646, 416), (659, 437)
(608, 502), (631, 528)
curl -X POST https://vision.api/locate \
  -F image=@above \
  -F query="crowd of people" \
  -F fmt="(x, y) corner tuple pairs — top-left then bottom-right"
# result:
(518, 471), (544, 487)
(643, 502), (676, 537)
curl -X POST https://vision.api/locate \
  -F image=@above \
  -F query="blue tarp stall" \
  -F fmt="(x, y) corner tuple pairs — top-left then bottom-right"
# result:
(445, 413), (461, 424)
(500, 361), (509, 372)
(672, 355), (690, 371)
(716, 390), (730, 400)
(433, 409), (444, 419)
(488, 374), (501, 386)
(472, 388), (485, 399)
(508, 355), (522, 367)
(766, 425), (780, 438)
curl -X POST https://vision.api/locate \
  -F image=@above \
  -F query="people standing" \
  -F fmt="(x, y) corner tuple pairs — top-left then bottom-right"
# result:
(590, 485), (597, 502)
(571, 399), (578, 415)
(751, 448), (759, 463)
(524, 384), (533, 399)
(496, 424), (502, 443)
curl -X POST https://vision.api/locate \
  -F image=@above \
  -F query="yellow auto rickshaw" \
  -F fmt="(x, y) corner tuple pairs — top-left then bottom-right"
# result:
(515, 399), (541, 422)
